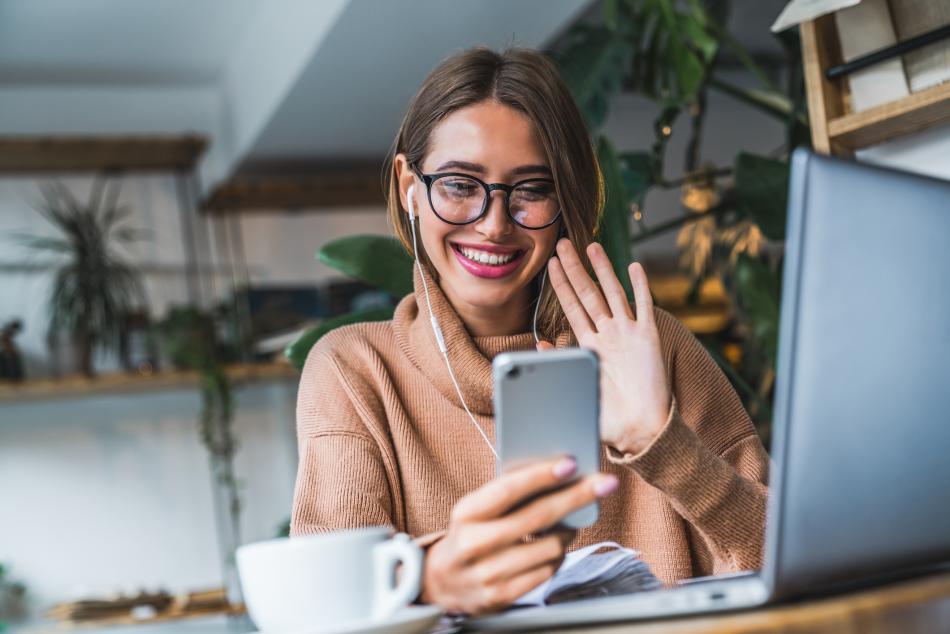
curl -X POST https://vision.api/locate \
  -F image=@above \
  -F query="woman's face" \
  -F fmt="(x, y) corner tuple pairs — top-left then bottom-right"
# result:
(397, 100), (561, 328)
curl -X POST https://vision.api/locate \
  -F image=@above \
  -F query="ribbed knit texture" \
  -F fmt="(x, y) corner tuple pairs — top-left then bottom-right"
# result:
(291, 267), (770, 586)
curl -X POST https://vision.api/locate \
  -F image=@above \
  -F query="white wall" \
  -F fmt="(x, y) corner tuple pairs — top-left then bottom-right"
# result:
(0, 382), (296, 613)
(857, 121), (950, 180)
(0, 172), (392, 624)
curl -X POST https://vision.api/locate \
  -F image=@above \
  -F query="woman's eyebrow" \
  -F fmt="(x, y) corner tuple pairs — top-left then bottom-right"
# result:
(433, 160), (552, 177)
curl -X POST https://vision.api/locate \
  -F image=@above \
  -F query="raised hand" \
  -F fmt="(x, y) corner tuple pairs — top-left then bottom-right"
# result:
(538, 239), (672, 456)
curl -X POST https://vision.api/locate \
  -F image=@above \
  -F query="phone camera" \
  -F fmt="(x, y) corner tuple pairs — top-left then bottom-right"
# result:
(506, 367), (521, 380)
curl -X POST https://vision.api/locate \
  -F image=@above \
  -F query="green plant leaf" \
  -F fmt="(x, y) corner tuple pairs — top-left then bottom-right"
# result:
(734, 153), (790, 240)
(596, 136), (634, 301)
(619, 151), (654, 201)
(680, 12), (718, 63)
(318, 235), (413, 298)
(733, 254), (781, 366)
(284, 307), (395, 371)
(603, 0), (621, 30)
(706, 16), (782, 94)
(557, 26), (633, 130)
(651, 1), (712, 100)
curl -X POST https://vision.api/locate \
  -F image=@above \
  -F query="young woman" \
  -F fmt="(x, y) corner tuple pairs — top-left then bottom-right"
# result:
(292, 47), (769, 616)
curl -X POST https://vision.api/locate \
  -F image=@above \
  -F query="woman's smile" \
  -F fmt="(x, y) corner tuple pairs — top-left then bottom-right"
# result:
(449, 241), (528, 279)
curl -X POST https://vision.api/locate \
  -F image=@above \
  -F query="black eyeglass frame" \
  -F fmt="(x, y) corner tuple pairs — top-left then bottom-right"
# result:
(411, 164), (562, 230)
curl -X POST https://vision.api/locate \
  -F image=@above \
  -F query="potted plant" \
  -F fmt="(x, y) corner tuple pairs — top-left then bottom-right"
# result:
(0, 564), (26, 632)
(21, 179), (147, 377)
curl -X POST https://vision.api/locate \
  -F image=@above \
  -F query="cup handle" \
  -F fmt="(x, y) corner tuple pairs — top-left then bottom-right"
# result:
(372, 532), (423, 621)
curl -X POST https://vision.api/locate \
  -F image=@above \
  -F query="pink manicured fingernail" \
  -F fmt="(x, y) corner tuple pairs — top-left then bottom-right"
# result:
(553, 458), (576, 478)
(593, 475), (619, 496)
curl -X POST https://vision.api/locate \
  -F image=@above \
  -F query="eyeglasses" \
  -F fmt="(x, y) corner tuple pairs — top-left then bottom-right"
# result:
(412, 165), (561, 230)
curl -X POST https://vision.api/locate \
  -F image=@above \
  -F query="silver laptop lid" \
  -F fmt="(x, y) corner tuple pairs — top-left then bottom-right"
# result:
(764, 149), (950, 599)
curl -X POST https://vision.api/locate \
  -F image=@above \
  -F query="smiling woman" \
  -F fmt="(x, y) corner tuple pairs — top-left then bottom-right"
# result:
(291, 47), (770, 616)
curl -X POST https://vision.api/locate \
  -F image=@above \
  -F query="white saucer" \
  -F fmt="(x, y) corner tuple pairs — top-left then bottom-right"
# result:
(253, 605), (445, 634)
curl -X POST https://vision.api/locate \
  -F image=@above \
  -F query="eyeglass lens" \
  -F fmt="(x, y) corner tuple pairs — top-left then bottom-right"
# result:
(430, 175), (559, 229)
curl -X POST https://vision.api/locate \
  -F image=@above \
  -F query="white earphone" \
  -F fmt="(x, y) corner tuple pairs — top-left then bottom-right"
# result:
(408, 184), (498, 459)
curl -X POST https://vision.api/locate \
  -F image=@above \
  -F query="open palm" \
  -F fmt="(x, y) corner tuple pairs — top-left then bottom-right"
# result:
(538, 239), (672, 456)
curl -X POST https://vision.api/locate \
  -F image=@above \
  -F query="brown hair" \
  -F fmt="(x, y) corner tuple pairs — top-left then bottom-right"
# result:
(384, 47), (604, 342)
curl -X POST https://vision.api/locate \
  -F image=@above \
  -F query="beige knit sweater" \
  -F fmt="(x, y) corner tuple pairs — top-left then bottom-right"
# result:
(291, 268), (770, 586)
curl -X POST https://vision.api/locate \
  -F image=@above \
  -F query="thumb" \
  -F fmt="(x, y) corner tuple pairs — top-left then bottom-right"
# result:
(536, 340), (555, 352)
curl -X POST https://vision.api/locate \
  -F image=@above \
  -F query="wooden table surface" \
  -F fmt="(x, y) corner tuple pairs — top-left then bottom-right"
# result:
(492, 570), (950, 634)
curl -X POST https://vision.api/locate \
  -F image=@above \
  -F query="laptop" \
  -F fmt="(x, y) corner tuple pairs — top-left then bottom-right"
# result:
(471, 148), (950, 630)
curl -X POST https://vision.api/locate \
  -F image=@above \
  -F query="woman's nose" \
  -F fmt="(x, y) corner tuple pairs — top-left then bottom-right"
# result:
(474, 191), (513, 240)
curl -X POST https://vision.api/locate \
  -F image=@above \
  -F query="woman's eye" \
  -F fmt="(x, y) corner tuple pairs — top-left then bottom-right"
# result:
(443, 180), (478, 197)
(517, 184), (554, 200)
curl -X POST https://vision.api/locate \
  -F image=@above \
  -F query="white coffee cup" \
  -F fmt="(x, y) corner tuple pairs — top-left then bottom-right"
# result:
(236, 526), (423, 633)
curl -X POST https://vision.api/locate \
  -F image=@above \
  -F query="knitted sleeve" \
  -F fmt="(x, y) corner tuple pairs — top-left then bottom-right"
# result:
(605, 309), (770, 576)
(290, 333), (396, 536)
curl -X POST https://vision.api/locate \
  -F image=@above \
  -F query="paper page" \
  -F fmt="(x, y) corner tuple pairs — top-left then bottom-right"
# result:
(513, 541), (661, 607)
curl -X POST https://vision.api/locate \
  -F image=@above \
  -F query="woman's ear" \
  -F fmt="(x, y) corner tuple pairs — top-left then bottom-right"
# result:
(394, 153), (415, 217)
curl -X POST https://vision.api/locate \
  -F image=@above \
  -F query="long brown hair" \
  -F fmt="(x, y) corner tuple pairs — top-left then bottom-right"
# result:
(384, 47), (604, 342)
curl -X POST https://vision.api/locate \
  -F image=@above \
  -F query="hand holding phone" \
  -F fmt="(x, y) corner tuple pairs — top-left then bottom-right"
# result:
(419, 456), (618, 615)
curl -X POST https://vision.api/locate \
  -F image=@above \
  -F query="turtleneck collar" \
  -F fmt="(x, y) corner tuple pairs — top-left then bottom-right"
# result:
(393, 265), (574, 415)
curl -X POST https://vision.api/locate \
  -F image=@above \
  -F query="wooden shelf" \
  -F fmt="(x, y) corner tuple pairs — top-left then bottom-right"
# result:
(801, 15), (950, 155)
(0, 362), (298, 405)
(828, 81), (950, 150)
(203, 162), (384, 213)
(0, 134), (208, 173)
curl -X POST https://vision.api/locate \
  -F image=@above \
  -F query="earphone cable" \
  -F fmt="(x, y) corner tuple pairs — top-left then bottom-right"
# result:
(408, 187), (499, 460)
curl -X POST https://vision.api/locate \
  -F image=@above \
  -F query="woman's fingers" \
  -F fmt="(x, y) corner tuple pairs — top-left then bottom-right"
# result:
(587, 242), (634, 320)
(476, 560), (561, 615)
(497, 472), (619, 541)
(469, 530), (572, 588)
(555, 238), (611, 324)
(536, 340), (555, 351)
(628, 261), (655, 324)
(451, 456), (578, 524)
(548, 257), (595, 339)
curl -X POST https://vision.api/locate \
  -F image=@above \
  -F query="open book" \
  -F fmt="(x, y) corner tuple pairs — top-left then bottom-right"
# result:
(514, 541), (662, 606)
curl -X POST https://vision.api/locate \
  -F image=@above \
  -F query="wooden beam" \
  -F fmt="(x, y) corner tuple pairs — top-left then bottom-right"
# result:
(801, 16), (849, 156)
(0, 135), (208, 172)
(203, 168), (385, 213)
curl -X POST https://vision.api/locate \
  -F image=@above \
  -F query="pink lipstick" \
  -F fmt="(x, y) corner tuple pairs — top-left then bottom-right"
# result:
(450, 243), (527, 279)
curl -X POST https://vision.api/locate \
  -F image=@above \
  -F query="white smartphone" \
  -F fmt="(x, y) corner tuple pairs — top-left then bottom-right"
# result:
(492, 348), (601, 530)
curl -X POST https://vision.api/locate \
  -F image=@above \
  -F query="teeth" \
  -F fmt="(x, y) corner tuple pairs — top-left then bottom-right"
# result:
(459, 246), (517, 266)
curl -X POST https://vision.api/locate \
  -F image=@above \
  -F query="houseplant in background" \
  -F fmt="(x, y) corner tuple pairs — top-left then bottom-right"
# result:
(551, 0), (807, 444)
(20, 179), (147, 377)
(159, 305), (243, 604)
(287, 0), (807, 445)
